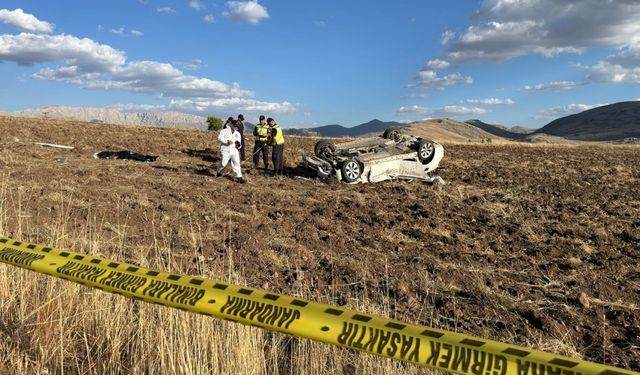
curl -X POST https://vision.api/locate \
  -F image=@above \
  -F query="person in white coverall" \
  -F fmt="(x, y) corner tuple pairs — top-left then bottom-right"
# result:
(216, 120), (246, 184)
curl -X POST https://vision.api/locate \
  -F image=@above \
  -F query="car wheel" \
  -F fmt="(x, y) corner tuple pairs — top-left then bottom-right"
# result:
(314, 140), (335, 160)
(341, 159), (361, 182)
(417, 139), (435, 163)
(383, 127), (400, 141)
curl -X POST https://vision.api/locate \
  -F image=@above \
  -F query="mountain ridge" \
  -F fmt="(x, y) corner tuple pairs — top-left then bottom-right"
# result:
(285, 119), (406, 137)
(535, 101), (640, 141)
(465, 119), (530, 140)
(6, 101), (639, 142)
(1, 106), (404, 136)
(2, 106), (209, 130)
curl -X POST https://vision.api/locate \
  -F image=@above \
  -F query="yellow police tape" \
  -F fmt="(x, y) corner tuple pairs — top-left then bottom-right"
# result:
(0, 237), (636, 375)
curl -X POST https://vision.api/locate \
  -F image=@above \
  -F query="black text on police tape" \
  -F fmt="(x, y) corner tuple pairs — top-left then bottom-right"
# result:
(143, 279), (205, 306)
(0, 247), (45, 267)
(220, 296), (301, 329)
(338, 321), (421, 363)
(516, 361), (588, 375)
(56, 261), (205, 306)
(426, 340), (507, 375)
(58, 261), (146, 292)
(57, 261), (107, 283)
(338, 322), (565, 375)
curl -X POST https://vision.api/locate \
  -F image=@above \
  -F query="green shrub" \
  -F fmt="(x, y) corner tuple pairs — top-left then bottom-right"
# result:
(207, 116), (224, 131)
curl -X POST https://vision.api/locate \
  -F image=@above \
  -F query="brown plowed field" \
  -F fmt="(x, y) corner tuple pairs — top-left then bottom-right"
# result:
(1, 116), (639, 371)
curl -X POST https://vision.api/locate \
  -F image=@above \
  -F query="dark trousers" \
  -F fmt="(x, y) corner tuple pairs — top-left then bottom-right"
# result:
(253, 140), (269, 168)
(239, 132), (246, 160)
(272, 144), (284, 174)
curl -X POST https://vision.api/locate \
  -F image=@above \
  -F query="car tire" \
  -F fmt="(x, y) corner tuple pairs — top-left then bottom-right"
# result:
(314, 140), (335, 160)
(341, 159), (361, 182)
(383, 127), (400, 140)
(417, 139), (435, 163)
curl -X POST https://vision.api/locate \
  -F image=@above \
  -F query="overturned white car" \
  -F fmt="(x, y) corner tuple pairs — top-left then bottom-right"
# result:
(302, 128), (444, 183)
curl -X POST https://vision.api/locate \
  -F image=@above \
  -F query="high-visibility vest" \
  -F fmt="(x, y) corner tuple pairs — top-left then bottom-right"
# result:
(272, 125), (285, 145)
(255, 123), (269, 141)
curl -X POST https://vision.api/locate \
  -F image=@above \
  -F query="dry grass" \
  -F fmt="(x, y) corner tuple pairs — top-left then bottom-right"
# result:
(0, 181), (435, 375)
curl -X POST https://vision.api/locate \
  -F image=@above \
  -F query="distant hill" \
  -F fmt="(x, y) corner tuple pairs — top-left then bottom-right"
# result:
(536, 101), (640, 141)
(465, 119), (533, 140)
(523, 133), (578, 144)
(285, 119), (406, 137)
(2, 106), (208, 130)
(509, 126), (537, 134)
(405, 118), (504, 143)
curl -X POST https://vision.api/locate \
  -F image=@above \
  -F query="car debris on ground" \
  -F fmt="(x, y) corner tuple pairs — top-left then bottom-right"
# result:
(94, 150), (157, 162)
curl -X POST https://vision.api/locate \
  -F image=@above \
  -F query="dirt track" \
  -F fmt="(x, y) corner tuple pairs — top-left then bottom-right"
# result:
(1, 116), (639, 371)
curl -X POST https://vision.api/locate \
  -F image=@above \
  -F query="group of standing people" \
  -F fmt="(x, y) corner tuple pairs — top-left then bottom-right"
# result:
(216, 114), (285, 184)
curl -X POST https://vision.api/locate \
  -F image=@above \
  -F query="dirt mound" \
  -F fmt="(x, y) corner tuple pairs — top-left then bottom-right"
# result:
(406, 118), (506, 143)
(1, 116), (639, 371)
(524, 133), (578, 144)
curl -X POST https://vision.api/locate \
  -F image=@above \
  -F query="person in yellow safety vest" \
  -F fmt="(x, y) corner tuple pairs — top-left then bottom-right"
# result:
(267, 117), (285, 175)
(252, 115), (270, 169)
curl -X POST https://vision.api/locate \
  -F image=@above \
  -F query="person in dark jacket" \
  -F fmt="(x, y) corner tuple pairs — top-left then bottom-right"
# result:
(267, 117), (285, 175)
(236, 114), (246, 161)
(252, 115), (269, 169)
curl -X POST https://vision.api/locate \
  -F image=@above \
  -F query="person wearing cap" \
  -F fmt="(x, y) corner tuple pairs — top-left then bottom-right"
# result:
(216, 120), (246, 184)
(236, 114), (246, 161)
(252, 115), (270, 169)
(267, 117), (285, 175)
(223, 116), (234, 129)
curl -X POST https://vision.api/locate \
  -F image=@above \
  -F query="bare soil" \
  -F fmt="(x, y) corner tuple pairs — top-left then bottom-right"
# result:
(1, 116), (639, 371)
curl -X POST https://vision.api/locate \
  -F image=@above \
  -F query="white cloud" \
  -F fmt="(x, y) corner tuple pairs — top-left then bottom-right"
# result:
(157, 7), (176, 14)
(0, 33), (126, 70)
(170, 98), (296, 114)
(426, 1), (640, 67)
(109, 27), (143, 37)
(0, 8), (54, 34)
(409, 70), (472, 90)
(522, 81), (581, 91)
(441, 30), (455, 45)
(0, 30), (292, 111)
(176, 59), (204, 70)
(414, 0), (640, 91)
(204, 14), (215, 23)
(224, 1), (269, 24)
(464, 98), (514, 105)
(584, 46), (640, 84)
(189, 0), (206, 11)
(401, 92), (430, 100)
(533, 103), (606, 120)
(1, 10), (296, 116)
(398, 105), (489, 117)
(109, 27), (125, 36)
(425, 59), (450, 70)
(0, 34), (243, 98)
(99, 60), (253, 98)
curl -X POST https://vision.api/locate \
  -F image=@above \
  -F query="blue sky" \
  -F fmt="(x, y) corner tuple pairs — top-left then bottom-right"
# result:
(1, 1), (639, 128)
